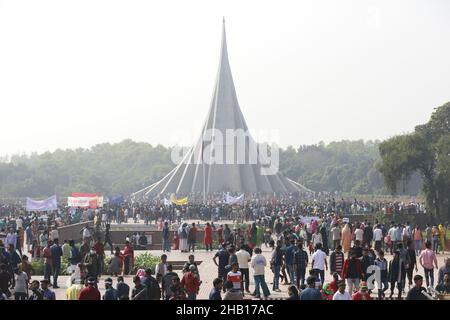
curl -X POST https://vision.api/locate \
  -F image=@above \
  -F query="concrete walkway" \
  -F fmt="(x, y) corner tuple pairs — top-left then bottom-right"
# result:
(29, 246), (449, 300)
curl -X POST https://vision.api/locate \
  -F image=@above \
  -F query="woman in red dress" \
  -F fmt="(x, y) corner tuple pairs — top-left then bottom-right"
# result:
(204, 222), (213, 251)
(217, 225), (224, 245)
(172, 232), (180, 250)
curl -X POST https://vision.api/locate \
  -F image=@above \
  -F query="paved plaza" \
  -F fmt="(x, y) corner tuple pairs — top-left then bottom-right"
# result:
(31, 244), (449, 300)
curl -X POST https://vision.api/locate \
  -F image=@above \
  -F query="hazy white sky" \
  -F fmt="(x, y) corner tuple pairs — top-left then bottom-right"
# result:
(0, 0), (449, 156)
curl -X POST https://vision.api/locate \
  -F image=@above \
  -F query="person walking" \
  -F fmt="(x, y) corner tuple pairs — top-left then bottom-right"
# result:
(293, 238), (308, 289)
(311, 243), (328, 285)
(50, 239), (63, 288)
(161, 264), (178, 300)
(388, 250), (406, 299)
(188, 222), (197, 252)
(342, 250), (363, 294)
(432, 225), (440, 253)
(373, 224), (383, 253)
(204, 222), (213, 252)
(285, 239), (296, 285)
(419, 241), (438, 288)
(213, 243), (229, 292)
(412, 225), (423, 256)
(330, 245), (344, 277)
(375, 250), (389, 299)
(250, 247), (270, 299)
(13, 268), (28, 300)
(405, 240), (418, 290)
(270, 241), (283, 292)
(42, 241), (53, 284)
(236, 245), (251, 294)
(103, 224), (114, 255)
(341, 223), (352, 253)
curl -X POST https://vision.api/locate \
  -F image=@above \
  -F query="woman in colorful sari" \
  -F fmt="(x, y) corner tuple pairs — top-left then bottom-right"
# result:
(341, 223), (352, 253)
(256, 223), (264, 247)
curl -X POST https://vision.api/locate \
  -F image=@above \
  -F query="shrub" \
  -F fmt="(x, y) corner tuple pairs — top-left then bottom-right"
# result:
(31, 260), (44, 275)
(133, 252), (160, 274)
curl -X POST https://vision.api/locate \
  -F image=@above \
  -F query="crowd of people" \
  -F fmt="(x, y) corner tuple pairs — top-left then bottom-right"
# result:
(0, 195), (448, 300)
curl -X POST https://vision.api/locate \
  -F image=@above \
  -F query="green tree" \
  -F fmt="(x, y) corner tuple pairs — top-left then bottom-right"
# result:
(378, 102), (450, 221)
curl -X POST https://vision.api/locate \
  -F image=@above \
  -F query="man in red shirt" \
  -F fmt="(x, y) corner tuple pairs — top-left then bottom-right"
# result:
(42, 240), (53, 283)
(188, 223), (197, 252)
(79, 277), (101, 300)
(351, 282), (373, 300)
(93, 237), (105, 276)
(226, 262), (243, 294)
(181, 265), (200, 300)
(342, 250), (364, 294)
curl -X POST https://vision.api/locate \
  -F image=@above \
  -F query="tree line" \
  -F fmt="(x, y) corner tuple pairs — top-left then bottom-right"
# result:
(0, 139), (422, 200)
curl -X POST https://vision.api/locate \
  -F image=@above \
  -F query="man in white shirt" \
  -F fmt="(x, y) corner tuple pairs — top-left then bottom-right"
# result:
(354, 226), (364, 243)
(373, 225), (383, 252)
(250, 247), (270, 298)
(50, 226), (59, 241)
(155, 254), (168, 279)
(311, 243), (328, 285)
(312, 230), (323, 248)
(236, 246), (251, 293)
(81, 226), (91, 242)
(333, 280), (351, 300)
(15, 217), (23, 230)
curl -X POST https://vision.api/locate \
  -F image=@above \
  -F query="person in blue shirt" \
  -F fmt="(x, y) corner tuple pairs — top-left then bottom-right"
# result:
(50, 239), (63, 288)
(116, 276), (130, 299)
(209, 278), (223, 300)
(285, 239), (296, 285)
(39, 279), (56, 300)
(299, 276), (322, 300)
(103, 278), (118, 300)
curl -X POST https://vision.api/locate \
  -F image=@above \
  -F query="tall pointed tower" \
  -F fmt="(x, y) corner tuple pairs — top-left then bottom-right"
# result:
(132, 20), (312, 198)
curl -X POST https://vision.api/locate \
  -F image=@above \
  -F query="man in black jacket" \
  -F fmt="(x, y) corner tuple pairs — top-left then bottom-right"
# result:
(361, 248), (375, 282)
(144, 268), (161, 300)
(363, 222), (373, 247)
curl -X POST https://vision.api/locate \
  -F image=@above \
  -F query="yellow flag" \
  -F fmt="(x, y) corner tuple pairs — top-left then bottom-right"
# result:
(170, 194), (188, 205)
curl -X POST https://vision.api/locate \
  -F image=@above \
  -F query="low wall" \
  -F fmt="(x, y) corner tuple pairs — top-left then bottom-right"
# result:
(58, 221), (93, 242)
(110, 230), (216, 250)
